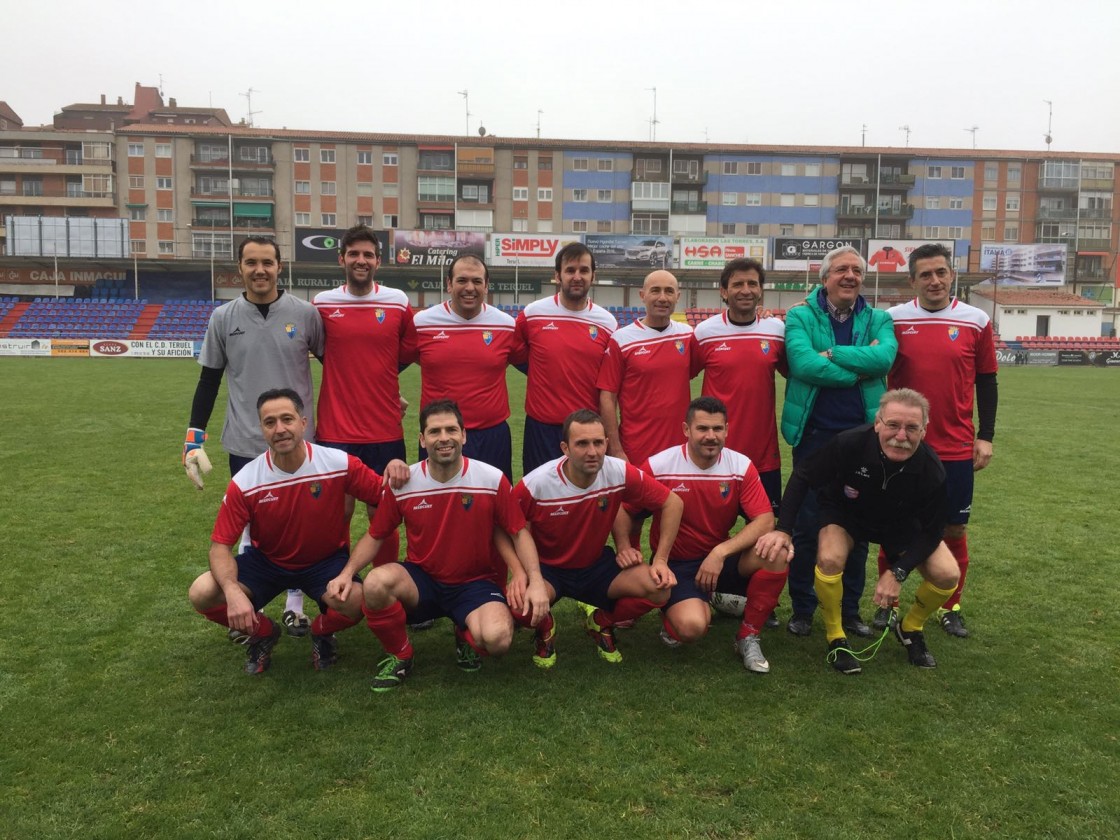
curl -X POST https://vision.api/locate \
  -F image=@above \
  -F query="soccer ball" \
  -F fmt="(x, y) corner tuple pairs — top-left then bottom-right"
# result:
(710, 592), (747, 617)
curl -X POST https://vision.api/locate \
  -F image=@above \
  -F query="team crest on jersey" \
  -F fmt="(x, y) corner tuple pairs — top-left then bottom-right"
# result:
(719, 482), (730, 498)
(675, 340), (685, 355)
(482, 330), (494, 346)
(588, 326), (599, 340)
(948, 327), (960, 341)
(309, 482), (322, 499)
(375, 308), (386, 324)
(597, 495), (609, 512)
(284, 323), (297, 339)
(461, 494), (474, 510)
(760, 341), (770, 355)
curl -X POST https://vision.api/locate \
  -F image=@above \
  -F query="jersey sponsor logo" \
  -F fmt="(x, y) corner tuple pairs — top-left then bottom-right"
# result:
(948, 327), (960, 341)
(843, 485), (860, 499)
(375, 308), (386, 324)
(719, 482), (730, 498)
(284, 323), (297, 339)
(674, 340), (685, 355)
(413, 498), (433, 510)
(432, 330), (450, 340)
(550, 505), (570, 517)
(461, 494), (474, 510)
(328, 309), (345, 319)
(760, 340), (770, 355)
(482, 330), (493, 346)
(714, 342), (731, 352)
(634, 346), (652, 356)
(229, 327), (246, 337)
(309, 482), (322, 499)
(258, 491), (280, 504)
(671, 482), (689, 493)
(589, 326), (599, 340)
(855, 466), (870, 478)
(542, 322), (559, 331)
(902, 326), (920, 335)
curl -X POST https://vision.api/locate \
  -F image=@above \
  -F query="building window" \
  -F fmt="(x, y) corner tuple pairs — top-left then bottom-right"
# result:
(320, 149), (336, 163)
(949, 197), (964, 209)
(923, 226), (940, 238)
(538, 219), (553, 232)
(597, 220), (612, 232)
(356, 215), (373, 226)
(779, 224), (794, 236)
(538, 157), (552, 170)
(1004, 224), (1019, 242)
(321, 181), (337, 195)
(513, 156), (528, 169)
(925, 197), (941, 209)
(631, 213), (668, 234)
(780, 193), (795, 207)
(1007, 163), (1021, 183)
(128, 143), (143, 157)
(129, 175), (144, 189)
(1006, 193), (1020, 212)
(157, 209), (173, 222)
(781, 163), (796, 176)
(129, 207), (146, 221)
(598, 159), (614, 171)
(744, 193), (762, 206)
(130, 239), (146, 254)
(722, 194), (737, 206)
(746, 162), (762, 175)
(356, 183), (373, 197)
(980, 223), (996, 241)
(982, 193), (997, 212)
(950, 166), (966, 179)
(383, 153), (398, 166)
(805, 163), (821, 177)
(295, 212), (310, 226)
(295, 181), (310, 194)
(156, 177), (172, 190)
(927, 166), (942, 179)
(294, 148), (309, 162)
(744, 224), (760, 235)
(572, 157), (589, 171)
(722, 161), (737, 175)
(158, 240), (175, 254)
(984, 162), (998, 182)
(721, 223), (736, 235)
(573, 189), (588, 202)
(417, 176), (454, 202)
(572, 220), (588, 232)
(597, 189), (612, 202)
(155, 144), (171, 158)
(512, 218), (528, 232)
(513, 187), (528, 201)
(804, 194), (819, 207)
(948, 226), (964, 238)
(322, 213), (337, 226)
(357, 151), (372, 164)
(803, 224), (819, 237)
(383, 214), (398, 228)
(538, 187), (553, 201)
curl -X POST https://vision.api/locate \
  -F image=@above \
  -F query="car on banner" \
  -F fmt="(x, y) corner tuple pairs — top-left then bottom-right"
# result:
(624, 239), (672, 266)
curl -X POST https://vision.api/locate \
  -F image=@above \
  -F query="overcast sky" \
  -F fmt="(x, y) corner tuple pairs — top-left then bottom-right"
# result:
(7, 0), (1119, 154)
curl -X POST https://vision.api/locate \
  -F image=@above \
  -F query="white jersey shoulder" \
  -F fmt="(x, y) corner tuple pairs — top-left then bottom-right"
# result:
(314, 284), (410, 308)
(415, 302), (515, 329)
(523, 296), (617, 331)
(889, 298), (990, 329)
(647, 444), (752, 481)
(522, 454), (631, 502)
(233, 443), (349, 496)
(393, 457), (504, 501)
(694, 312), (785, 342)
(611, 318), (693, 349)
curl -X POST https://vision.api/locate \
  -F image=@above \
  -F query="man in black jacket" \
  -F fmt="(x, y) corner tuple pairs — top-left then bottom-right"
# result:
(757, 388), (959, 674)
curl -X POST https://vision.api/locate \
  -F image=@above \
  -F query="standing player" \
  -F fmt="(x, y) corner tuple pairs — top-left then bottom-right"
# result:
(597, 269), (693, 465)
(411, 255), (521, 479)
(881, 243), (997, 637)
(513, 242), (617, 474)
(327, 400), (550, 691)
(618, 397), (785, 673)
(188, 388), (406, 674)
(184, 235), (323, 635)
(512, 409), (683, 668)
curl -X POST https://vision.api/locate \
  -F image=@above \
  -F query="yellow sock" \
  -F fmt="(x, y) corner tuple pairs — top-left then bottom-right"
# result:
(902, 580), (957, 633)
(814, 567), (845, 642)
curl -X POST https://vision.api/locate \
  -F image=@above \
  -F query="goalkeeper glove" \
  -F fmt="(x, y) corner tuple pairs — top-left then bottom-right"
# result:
(183, 427), (213, 490)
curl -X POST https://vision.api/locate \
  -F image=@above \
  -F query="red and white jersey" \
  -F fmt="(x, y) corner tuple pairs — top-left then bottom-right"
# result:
(596, 319), (694, 465)
(691, 313), (786, 472)
(515, 456), (670, 569)
(369, 457), (525, 585)
(212, 443), (383, 570)
(314, 284), (417, 444)
(513, 295), (617, 424)
(635, 444), (773, 562)
(887, 298), (998, 461)
(412, 302), (520, 430)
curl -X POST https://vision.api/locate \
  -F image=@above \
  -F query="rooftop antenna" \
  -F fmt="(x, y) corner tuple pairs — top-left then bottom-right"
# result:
(647, 87), (659, 142)
(457, 90), (470, 135)
(964, 126), (979, 149)
(861, 124), (868, 147)
(536, 109), (543, 139)
(1043, 99), (1053, 150)
(704, 126), (710, 143)
(899, 125), (911, 147)
(158, 73), (165, 98)
(240, 88), (262, 127)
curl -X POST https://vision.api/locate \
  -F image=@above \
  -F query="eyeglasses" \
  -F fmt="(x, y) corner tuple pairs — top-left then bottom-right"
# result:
(878, 419), (924, 436)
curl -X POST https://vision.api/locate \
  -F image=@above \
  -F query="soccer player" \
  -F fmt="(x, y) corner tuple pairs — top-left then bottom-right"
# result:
(882, 243), (998, 638)
(184, 235), (324, 635)
(513, 242), (617, 474)
(618, 397), (785, 673)
(313, 224), (416, 494)
(758, 389), (959, 673)
(597, 269), (694, 465)
(410, 254), (522, 479)
(327, 400), (550, 692)
(512, 409), (683, 668)
(188, 388), (406, 674)
(780, 245), (897, 640)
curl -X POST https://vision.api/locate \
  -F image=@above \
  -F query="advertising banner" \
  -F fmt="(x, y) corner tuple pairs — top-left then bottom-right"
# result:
(89, 339), (196, 358)
(678, 237), (767, 270)
(50, 340), (89, 357)
(774, 238), (862, 271)
(979, 243), (1067, 285)
(0, 338), (51, 357)
(585, 235), (674, 268)
(295, 228), (389, 264)
(390, 230), (486, 268)
(488, 234), (583, 267)
(868, 240), (955, 273)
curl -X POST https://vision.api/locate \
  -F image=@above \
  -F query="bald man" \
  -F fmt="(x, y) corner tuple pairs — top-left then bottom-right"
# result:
(597, 269), (694, 465)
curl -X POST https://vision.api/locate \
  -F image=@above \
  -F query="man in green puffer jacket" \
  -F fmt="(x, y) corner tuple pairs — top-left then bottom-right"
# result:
(779, 246), (897, 648)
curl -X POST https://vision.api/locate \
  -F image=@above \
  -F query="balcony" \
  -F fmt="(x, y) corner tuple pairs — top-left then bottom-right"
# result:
(457, 160), (495, 177)
(670, 170), (708, 185)
(840, 175), (873, 187)
(1078, 207), (1114, 221)
(190, 153), (274, 170)
(0, 186), (115, 206)
(1037, 206), (1078, 221)
(1081, 177), (1114, 190)
(1077, 238), (1112, 251)
(670, 200), (708, 214)
(1039, 176), (1078, 191)
(191, 217), (275, 230)
(190, 187), (274, 200)
(836, 204), (914, 220)
(879, 173), (916, 187)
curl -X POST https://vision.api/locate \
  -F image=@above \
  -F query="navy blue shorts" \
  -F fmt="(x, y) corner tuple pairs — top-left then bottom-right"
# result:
(402, 563), (508, 628)
(421, 421), (512, 481)
(317, 439), (407, 474)
(522, 415), (564, 475)
(539, 546), (622, 609)
(229, 453), (254, 477)
(665, 556), (750, 609)
(235, 546), (358, 612)
(758, 468), (782, 516)
(942, 458), (974, 525)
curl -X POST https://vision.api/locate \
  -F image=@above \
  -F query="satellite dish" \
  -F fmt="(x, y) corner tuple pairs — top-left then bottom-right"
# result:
(478, 126), (487, 136)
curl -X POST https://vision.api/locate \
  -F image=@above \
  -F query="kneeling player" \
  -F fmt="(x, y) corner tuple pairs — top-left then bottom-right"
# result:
(618, 397), (785, 673)
(511, 409), (683, 667)
(188, 388), (405, 674)
(327, 400), (549, 692)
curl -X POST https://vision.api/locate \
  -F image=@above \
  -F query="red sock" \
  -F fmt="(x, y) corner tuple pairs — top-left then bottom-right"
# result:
(371, 530), (401, 568)
(660, 614), (682, 642)
(455, 626), (490, 657)
(603, 598), (658, 627)
(535, 612), (555, 638)
(739, 570), (786, 639)
(200, 605), (230, 627)
(943, 534), (969, 609)
(876, 546), (889, 577)
(362, 601), (413, 659)
(311, 608), (359, 636)
(250, 613), (275, 640)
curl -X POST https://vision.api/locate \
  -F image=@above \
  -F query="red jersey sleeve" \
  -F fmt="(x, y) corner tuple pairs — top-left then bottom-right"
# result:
(595, 338), (624, 393)
(399, 307), (418, 366)
(688, 333), (705, 378)
(977, 321), (998, 375)
(494, 475), (528, 535)
(508, 314), (529, 367)
(739, 461), (776, 520)
(368, 486), (403, 539)
(622, 462), (671, 510)
(344, 454), (384, 508)
(211, 481), (252, 546)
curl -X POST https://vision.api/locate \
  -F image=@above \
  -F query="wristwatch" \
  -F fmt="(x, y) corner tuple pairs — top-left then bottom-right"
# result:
(891, 566), (909, 583)
(825, 348), (834, 361)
